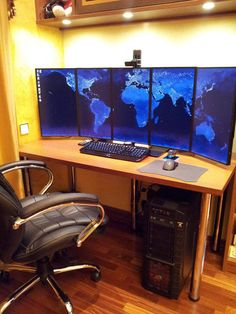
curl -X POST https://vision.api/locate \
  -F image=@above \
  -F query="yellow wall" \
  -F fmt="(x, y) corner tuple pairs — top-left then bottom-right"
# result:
(10, 0), (64, 147)
(9, 0), (71, 194)
(63, 15), (236, 69)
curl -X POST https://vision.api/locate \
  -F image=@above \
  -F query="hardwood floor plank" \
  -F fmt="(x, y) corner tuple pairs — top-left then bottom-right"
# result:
(1, 222), (236, 313)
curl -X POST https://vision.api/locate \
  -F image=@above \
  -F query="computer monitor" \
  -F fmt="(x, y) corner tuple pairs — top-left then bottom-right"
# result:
(191, 67), (236, 165)
(112, 68), (150, 144)
(150, 67), (195, 151)
(36, 68), (78, 137)
(77, 68), (112, 140)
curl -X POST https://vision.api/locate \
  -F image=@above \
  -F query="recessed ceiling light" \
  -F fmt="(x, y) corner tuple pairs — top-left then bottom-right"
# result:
(62, 19), (72, 25)
(202, 1), (215, 10)
(123, 11), (133, 19)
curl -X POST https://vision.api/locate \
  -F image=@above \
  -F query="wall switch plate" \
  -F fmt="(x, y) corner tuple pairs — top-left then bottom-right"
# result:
(20, 123), (29, 135)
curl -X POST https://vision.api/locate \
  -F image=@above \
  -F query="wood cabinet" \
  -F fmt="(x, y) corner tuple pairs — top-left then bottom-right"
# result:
(34, 0), (236, 29)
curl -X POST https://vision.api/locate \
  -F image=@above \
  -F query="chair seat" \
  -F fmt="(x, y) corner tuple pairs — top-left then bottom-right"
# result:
(0, 160), (107, 313)
(20, 192), (61, 207)
(13, 204), (100, 263)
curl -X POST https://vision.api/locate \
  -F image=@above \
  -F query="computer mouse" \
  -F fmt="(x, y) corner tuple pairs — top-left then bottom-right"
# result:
(162, 159), (178, 171)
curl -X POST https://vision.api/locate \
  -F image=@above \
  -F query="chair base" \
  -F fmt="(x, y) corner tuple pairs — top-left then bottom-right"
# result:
(0, 257), (101, 314)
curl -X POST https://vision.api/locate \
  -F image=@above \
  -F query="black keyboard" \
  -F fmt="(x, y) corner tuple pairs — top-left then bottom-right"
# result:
(80, 141), (149, 162)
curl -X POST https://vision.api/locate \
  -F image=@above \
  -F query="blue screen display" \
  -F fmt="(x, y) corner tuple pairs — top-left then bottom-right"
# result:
(77, 68), (112, 139)
(112, 68), (150, 144)
(150, 68), (195, 150)
(191, 67), (236, 165)
(36, 69), (78, 137)
(36, 67), (236, 165)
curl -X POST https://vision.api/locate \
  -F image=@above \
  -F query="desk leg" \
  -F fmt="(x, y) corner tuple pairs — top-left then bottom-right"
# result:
(21, 156), (32, 196)
(69, 166), (76, 192)
(131, 179), (137, 230)
(189, 193), (211, 301)
(212, 195), (224, 252)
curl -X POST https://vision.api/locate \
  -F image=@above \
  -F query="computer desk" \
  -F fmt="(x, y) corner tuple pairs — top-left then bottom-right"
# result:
(19, 139), (236, 302)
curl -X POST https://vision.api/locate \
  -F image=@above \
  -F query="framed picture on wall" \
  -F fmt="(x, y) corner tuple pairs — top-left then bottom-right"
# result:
(76, 0), (183, 14)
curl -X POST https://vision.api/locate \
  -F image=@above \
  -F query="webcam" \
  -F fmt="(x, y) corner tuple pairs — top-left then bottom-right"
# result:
(125, 50), (141, 68)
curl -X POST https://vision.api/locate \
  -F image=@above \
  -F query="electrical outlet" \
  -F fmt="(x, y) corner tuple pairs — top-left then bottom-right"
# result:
(20, 123), (29, 135)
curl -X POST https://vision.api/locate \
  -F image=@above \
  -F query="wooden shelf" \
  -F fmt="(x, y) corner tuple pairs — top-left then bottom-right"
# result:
(35, 0), (236, 29)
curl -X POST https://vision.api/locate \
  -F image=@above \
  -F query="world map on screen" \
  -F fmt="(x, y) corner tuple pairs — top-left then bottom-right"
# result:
(150, 68), (195, 150)
(152, 68), (194, 113)
(38, 69), (76, 92)
(192, 68), (236, 164)
(37, 69), (78, 136)
(119, 69), (150, 128)
(77, 69), (111, 139)
(113, 68), (150, 143)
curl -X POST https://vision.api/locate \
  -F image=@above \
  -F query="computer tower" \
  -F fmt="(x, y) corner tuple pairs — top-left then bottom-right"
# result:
(142, 186), (200, 299)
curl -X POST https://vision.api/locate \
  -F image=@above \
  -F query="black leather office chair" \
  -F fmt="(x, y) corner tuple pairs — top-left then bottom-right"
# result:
(0, 160), (106, 313)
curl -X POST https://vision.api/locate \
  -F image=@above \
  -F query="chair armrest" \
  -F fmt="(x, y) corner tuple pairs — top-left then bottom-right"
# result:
(0, 160), (46, 173)
(13, 193), (101, 228)
(0, 160), (53, 195)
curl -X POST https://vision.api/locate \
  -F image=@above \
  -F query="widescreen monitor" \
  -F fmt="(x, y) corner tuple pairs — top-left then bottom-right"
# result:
(150, 67), (195, 151)
(191, 67), (236, 165)
(112, 68), (150, 144)
(77, 68), (112, 140)
(36, 68), (78, 137)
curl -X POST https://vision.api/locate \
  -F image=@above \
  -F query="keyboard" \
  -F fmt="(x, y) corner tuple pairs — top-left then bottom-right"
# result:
(80, 141), (149, 162)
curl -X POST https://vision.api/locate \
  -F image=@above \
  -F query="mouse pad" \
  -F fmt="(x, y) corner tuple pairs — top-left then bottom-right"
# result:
(138, 160), (208, 182)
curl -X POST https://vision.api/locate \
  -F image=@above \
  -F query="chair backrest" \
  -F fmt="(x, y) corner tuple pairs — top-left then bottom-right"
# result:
(0, 172), (24, 263)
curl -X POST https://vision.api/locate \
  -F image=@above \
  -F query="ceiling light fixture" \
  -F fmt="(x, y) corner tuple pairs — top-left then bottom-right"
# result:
(62, 19), (72, 25)
(123, 11), (133, 19)
(202, 1), (215, 10)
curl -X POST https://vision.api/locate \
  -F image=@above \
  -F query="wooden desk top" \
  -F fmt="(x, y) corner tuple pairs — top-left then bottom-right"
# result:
(19, 139), (236, 196)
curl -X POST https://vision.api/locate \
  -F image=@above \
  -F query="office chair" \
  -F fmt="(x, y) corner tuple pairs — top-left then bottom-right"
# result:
(0, 160), (106, 313)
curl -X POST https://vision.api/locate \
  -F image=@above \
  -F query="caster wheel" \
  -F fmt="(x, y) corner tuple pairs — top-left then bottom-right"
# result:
(91, 270), (101, 282)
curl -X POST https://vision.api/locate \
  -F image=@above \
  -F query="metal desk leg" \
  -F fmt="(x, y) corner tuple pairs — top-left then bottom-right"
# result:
(69, 166), (76, 192)
(131, 179), (137, 230)
(189, 193), (211, 301)
(212, 195), (224, 252)
(21, 156), (32, 196)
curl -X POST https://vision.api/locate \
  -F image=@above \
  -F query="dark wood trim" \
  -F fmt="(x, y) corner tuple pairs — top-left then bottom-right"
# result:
(77, 0), (192, 14)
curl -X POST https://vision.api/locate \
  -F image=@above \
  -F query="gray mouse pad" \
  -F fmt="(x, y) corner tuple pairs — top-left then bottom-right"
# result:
(138, 160), (208, 182)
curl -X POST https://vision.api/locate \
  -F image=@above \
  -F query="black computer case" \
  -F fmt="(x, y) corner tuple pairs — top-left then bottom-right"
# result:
(142, 186), (201, 299)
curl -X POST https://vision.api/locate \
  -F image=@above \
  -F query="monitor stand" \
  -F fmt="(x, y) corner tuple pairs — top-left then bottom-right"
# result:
(149, 146), (168, 157)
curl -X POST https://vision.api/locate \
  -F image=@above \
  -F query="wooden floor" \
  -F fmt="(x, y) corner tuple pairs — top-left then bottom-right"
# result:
(1, 222), (236, 314)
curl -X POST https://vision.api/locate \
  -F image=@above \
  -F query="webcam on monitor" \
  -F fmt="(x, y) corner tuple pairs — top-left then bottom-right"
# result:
(125, 49), (141, 68)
